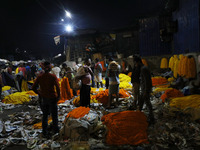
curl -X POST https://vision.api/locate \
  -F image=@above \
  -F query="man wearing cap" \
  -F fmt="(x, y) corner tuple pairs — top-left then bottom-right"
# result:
(32, 61), (60, 137)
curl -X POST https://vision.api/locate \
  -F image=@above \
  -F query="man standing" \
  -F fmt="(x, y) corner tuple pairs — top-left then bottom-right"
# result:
(94, 58), (103, 88)
(133, 56), (154, 123)
(78, 58), (93, 107)
(107, 58), (120, 108)
(32, 61), (60, 137)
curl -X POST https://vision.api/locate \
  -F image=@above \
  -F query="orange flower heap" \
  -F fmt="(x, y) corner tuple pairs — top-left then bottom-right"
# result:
(67, 107), (90, 119)
(151, 77), (168, 87)
(101, 111), (149, 145)
(160, 88), (184, 102)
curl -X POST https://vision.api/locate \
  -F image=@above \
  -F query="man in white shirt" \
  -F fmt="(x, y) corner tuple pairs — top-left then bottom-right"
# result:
(51, 64), (61, 79)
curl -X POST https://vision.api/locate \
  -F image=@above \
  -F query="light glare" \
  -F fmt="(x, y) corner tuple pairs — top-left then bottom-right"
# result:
(65, 25), (73, 32)
(65, 11), (72, 18)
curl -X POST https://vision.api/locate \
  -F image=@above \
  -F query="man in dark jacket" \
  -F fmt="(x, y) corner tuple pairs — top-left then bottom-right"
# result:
(133, 56), (154, 123)
(32, 61), (60, 137)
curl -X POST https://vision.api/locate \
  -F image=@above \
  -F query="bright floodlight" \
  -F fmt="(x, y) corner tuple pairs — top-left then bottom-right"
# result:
(65, 11), (72, 18)
(61, 18), (64, 22)
(58, 54), (62, 57)
(65, 25), (73, 32)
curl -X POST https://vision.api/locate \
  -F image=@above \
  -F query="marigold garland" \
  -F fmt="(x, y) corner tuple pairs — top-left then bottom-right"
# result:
(66, 106), (90, 119)
(151, 76), (168, 87)
(170, 95), (200, 109)
(160, 88), (184, 102)
(160, 58), (168, 69)
(60, 77), (73, 100)
(101, 111), (149, 145)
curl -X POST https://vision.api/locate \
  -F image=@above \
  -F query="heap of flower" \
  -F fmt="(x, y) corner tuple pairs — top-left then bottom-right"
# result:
(2, 91), (37, 104)
(90, 87), (104, 94)
(151, 76), (168, 87)
(101, 111), (149, 145)
(170, 95), (200, 110)
(2, 86), (11, 91)
(160, 88), (184, 102)
(93, 89), (131, 106)
(66, 107), (90, 119)
(119, 73), (132, 89)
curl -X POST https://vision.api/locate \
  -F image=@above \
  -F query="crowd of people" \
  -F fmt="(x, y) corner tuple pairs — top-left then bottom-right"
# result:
(0, 55), (156, 137)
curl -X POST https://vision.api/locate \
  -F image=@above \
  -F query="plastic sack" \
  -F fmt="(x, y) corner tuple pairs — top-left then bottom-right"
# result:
(72, 78), (81, 90)
(75, 66), (87, 78)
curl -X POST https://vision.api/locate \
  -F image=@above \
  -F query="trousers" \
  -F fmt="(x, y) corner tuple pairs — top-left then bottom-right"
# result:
(41, 97), (59, 134)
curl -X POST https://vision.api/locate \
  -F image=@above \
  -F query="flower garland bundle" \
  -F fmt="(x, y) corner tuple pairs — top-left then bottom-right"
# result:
(169, 55), (178, 71)
(67, 106), (90, 119)
(160, 88), (184, 102)
(160, 58), (168, 69)
(173, 59), (180, 78)
(178, 56), (196, 78)
(186, 57), (196, 78)
(101, 111), (149, 145)
(60, 77), (73, 100)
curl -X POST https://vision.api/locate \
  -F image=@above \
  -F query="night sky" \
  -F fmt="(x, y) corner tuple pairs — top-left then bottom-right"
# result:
(0, 0), (166, 59)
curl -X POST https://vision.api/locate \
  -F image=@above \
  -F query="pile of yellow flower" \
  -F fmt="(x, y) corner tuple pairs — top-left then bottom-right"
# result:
(2, 91), (36, 104)
(170, 95), (200, 110)
(91, 87), (104, 94)
(2, 86), (11, 92)
(73, 95), (99, 106)
(119, 73), (132, 89)
(102, 74), (132, 89)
